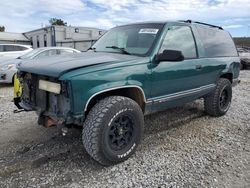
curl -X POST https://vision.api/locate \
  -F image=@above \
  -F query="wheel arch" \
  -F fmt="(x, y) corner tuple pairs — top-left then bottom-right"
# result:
(220, 73), (233, 83)
(84, 85), (146, 115)
(219, 59), (240, 83)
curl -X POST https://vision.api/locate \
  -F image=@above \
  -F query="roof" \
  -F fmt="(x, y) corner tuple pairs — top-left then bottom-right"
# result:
(117, 20), (223, 30)
(0, 32), (29, 41)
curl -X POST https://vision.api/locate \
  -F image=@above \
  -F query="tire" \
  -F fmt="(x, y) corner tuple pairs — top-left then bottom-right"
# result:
(204, 78), (232, 117)
(82, 96), (144, 166)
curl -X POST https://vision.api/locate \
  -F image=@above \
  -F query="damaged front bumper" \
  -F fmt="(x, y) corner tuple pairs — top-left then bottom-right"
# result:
(18, 72), (81, 127)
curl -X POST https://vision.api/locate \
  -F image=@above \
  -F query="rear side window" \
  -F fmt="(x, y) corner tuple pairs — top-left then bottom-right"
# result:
(159, 26), (197, 59)
(196, 26), (237, 57)
(3, 45), (28, 52)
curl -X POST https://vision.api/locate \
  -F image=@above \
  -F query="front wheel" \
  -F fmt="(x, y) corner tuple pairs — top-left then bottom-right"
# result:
(204, 78), (232, 117)
(82, 96), (144, 166)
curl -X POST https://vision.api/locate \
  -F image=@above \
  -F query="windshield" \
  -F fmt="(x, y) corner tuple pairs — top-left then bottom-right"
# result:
(92, 23), (164, 56)
(19, 48), (43, 59)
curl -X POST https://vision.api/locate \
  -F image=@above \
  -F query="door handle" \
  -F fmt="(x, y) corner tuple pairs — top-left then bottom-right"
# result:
(196, 65), (202, 70)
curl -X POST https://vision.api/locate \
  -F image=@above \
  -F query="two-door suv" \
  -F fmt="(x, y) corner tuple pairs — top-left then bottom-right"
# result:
(16, 20), (240, 165)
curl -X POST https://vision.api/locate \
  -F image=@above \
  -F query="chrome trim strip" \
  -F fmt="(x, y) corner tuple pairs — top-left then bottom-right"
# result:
(84, 85), (146, 112)
(147, 84), (216, 104)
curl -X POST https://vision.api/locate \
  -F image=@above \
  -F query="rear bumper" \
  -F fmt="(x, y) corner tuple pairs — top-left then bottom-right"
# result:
(232, 78), (240, 87)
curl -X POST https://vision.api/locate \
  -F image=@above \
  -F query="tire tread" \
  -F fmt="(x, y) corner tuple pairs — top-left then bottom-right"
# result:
(204, 78), (232, 117)
(82, 96), (143, 165)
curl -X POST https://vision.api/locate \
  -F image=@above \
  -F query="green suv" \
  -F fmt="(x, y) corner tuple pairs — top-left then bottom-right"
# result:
(17, 20), (240, 165)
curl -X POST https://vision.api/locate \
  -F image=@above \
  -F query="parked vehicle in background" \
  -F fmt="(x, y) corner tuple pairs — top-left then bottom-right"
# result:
(16, 20), (240, 166)
(0, 47), (81, 84)
(237, 47), (250, 69)
(0, 44), (32, 62)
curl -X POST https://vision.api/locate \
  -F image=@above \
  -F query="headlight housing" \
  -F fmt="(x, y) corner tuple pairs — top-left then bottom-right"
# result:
(0, 64), (14, 71)
(39, 80), (61, 94)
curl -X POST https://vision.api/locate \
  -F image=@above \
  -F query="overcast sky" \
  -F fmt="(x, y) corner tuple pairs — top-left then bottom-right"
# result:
(0, 0), (249, 37)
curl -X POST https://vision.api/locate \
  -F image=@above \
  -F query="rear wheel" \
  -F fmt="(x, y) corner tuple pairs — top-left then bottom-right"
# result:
(204, 78), (232, 117)
(82, 96), (144, 166)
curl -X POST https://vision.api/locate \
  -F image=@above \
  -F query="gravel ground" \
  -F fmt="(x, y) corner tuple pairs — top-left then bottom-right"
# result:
(0, 71), (249, 188)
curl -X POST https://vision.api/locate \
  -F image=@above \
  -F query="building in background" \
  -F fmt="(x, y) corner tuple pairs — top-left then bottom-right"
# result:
(0, 26), (105, 51)
(0, 32), (30, 45)
(24, 26), (105, 51)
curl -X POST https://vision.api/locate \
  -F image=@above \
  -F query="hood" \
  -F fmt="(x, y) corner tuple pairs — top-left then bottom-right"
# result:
(17, 51), (143, 77)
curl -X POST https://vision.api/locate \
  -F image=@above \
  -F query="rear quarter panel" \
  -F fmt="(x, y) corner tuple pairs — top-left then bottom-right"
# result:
(200, 56), (240, 84)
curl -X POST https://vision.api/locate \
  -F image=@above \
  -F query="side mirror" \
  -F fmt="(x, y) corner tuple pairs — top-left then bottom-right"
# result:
(156, 50), (184, 62)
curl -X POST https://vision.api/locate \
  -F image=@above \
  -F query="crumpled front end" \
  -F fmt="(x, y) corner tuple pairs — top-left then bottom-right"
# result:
(18, 72), (76, 127)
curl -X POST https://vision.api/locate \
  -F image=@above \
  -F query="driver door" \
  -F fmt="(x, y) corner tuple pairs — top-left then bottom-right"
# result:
(150, 26), (205, 110)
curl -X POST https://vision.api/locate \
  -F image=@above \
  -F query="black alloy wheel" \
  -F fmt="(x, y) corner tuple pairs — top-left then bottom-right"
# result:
(108, 115), (134, 151)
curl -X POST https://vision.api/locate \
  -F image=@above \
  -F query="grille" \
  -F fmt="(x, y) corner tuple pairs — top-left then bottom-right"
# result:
(22, 73), (47, 110)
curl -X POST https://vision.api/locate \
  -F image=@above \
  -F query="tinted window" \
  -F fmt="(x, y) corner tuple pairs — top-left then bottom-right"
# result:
(3, 45), (15, 51)
(0, 45), (3, 52)
(14, 46), (27, 51)
(196, 26), (237, 57)
(35, 50), (50, 58)
(35, 49), (57, 59)
(3, 45), (27, 52)
(159, 26), (197, 59)
(48, 49), (57, 56)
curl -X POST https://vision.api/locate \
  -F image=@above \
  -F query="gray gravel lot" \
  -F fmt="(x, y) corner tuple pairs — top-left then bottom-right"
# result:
(0, 71), (250, 188)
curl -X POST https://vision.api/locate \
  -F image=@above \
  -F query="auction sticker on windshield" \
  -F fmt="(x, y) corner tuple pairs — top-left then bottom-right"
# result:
(139, 28), (159, 34)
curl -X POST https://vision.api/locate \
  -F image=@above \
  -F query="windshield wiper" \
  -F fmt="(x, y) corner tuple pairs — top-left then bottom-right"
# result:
(105, 46), (131, 55)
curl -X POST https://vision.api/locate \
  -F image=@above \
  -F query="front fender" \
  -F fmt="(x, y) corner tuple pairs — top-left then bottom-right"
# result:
(62, 62), (151, 116)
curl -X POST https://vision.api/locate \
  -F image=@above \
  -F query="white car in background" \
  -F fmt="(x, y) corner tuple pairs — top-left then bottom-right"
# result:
(0, 44), (33, 62)
(0, 47), (81, 84)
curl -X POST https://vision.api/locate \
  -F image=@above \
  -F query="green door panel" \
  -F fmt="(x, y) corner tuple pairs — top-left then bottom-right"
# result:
(150, 59), (206, 98)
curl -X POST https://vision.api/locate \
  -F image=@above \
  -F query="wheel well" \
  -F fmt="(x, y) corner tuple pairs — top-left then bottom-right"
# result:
(220, 73), (233, 83)
(85, 87), (146, 115)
